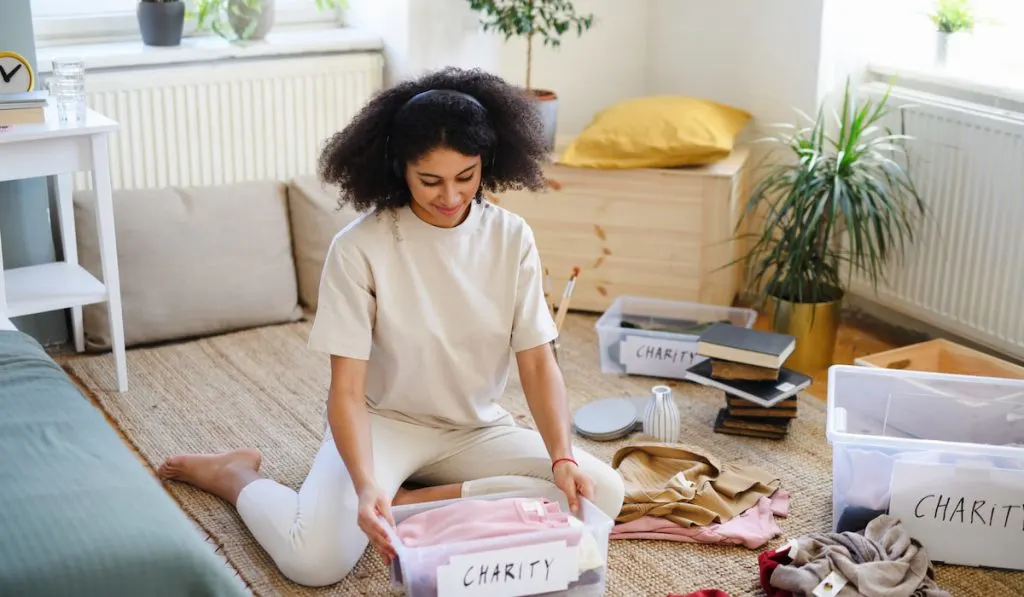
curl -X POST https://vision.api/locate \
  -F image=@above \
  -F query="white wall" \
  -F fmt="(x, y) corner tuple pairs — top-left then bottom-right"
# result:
(346, 0), (502, 85)
(645, 0), (826, 137)
(347, 0), (650, 137)
(350, 0), (848, 141)
(345, 0), (411, 84)
(497, 0), (650, 135)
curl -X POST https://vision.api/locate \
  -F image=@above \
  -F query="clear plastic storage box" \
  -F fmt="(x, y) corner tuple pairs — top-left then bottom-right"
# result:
(593, 296), (757, 379)
(385, 488), (613, 597)
(826, 365), (1024, 570)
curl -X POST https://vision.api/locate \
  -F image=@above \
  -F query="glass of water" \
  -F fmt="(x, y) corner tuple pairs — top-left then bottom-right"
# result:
(49, 57), (87, 123)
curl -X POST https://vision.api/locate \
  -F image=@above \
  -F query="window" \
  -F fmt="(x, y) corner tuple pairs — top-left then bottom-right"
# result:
(864, 0), (1024, 95)
(32, 0), (134, 19)
(32, 0), (343, 47)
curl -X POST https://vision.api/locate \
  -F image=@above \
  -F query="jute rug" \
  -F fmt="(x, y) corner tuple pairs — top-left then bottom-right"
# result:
(60, 313), (1024, 597)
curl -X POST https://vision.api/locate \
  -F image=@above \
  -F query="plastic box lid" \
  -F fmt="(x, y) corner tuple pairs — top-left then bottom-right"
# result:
(826, 364), (1024, 456)
(594, 295), (757, 338)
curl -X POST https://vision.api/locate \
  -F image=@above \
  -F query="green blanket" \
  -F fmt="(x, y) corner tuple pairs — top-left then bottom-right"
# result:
(0, 331), (248, 597)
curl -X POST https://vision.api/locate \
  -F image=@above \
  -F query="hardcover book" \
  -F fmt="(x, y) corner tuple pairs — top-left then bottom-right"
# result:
(697, 322), (796, 369)
(686, 359), (811, 407)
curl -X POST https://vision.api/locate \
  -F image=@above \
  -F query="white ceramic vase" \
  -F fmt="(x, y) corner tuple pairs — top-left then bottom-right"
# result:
(936, 31), (950, 66)
(642, 385), (681, 443)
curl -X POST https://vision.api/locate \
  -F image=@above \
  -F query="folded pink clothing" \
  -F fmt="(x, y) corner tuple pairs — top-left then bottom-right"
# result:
(610, 489), (790, 549)
(768, 489), (790, 517)
(397, 497), (572, 548)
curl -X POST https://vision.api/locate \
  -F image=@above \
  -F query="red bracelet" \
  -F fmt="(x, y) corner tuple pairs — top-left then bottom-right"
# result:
(551, 457), (578, 473)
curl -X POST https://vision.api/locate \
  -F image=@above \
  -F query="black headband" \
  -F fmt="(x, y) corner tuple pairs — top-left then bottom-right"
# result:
(387, 89), (494, 178)
(398, 89), (487, 114)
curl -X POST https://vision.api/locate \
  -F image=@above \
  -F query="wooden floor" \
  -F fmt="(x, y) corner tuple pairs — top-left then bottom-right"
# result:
(751, 311), (901, 401)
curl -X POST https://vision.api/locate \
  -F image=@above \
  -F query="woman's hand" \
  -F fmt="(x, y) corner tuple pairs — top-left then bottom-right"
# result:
(552, 459), (595, 514)
(357, 485), (397, 563)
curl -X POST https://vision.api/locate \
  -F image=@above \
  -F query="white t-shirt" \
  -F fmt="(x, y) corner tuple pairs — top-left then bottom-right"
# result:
(307, 198), (559, 429)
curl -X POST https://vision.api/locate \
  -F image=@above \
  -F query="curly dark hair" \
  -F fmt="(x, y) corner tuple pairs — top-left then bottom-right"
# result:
(317, 67), (550, 213)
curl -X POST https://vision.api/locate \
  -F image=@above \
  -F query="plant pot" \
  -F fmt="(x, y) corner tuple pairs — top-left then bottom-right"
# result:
(530, 89), (558, 152)
(763, 291), (843, 375)
(935, 31), (951, 66)
(137, 1), (185, 47)
(228, 0), (276, 41)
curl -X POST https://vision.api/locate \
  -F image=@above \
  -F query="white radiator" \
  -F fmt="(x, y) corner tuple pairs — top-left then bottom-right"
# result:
(73, 51), (383, 191)
(852, 82), (1024, 359)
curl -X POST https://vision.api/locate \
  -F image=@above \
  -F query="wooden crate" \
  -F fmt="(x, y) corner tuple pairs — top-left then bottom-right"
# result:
(489, 146), (751, 313)
(855, 338), (1024, 379)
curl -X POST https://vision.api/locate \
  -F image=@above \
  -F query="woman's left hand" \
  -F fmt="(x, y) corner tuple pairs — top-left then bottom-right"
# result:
(552, 459), (595, 514)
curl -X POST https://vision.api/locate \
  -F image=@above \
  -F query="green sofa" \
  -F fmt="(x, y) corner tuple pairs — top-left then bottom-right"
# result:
(0, 329), (249, 596)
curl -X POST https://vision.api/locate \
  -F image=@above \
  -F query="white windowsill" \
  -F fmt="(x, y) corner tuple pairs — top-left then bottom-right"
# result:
(867, 61), (1024, 111)
(35, 26), (384, 73)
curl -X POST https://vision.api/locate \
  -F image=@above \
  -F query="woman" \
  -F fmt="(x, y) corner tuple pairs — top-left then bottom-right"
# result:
(157, 66), (625, 588)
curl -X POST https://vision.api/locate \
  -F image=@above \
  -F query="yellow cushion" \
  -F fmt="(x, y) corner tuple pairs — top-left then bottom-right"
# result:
(558, 95), (752, 169)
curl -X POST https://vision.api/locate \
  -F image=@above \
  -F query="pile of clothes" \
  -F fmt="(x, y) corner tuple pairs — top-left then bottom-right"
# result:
(609, 442), (789, 549)
(391, 496), (605, 596)
(758, 515), (951, 596)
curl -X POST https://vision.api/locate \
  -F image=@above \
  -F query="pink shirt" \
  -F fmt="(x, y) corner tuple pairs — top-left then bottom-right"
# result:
(397, 497), (571, 548)
(611, 489), (790, 549)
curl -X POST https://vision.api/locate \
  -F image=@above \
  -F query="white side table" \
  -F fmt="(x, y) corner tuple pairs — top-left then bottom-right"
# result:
(0, 106), (127, 392)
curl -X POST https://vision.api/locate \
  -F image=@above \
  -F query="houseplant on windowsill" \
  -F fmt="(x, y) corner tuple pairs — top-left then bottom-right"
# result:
(190, 0), (346, 43)
(138, 0), (186, 47)
(928, 0), (975, 66)
(735, 80), (925, 374)
(466, 0), (595, 151)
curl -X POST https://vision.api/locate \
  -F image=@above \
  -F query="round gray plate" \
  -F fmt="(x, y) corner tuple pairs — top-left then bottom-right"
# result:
(572, 397), (639, 441)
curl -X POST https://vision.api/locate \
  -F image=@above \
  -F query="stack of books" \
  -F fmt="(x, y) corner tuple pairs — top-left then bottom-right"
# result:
(0, 91), (47, 128)
(685, 322), (811, 440)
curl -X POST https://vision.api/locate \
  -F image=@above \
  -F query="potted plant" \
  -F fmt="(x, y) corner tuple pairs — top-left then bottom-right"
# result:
(190, 0), (345, 43)
(735, 80), (925, 374)
(138, 0), (186, 47)
(466, 0), (596, 150)
(928, 0), (975, 66)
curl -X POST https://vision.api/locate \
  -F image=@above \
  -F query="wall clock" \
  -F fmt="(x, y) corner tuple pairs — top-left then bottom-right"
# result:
(0, 51), (35, 94)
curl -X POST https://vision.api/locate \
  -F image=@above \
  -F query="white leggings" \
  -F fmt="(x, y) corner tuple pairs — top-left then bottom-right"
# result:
(235, 413), (625, 587)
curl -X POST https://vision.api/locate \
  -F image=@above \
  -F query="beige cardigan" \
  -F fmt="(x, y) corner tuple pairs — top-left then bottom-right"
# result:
(612, 442), (781, 526)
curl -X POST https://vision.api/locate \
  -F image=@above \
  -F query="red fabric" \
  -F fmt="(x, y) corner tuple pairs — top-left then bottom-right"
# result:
(668, 591), (731, 597)
(757, 546), (795, 597)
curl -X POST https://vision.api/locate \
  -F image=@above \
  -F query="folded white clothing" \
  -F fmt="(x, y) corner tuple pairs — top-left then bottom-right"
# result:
(839, 449), (945, 511)
(567, 517), (605, 573)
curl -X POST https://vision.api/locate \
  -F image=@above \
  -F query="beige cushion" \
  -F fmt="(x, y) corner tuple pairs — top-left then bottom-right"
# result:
(287, 175), (366, 312)
(75, 181), (303, 351)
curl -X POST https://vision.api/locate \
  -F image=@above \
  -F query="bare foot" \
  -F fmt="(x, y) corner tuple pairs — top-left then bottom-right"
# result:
(392, 486), (412, 506)
(391, 483), (463, 506)
(157, 448), (263, 505)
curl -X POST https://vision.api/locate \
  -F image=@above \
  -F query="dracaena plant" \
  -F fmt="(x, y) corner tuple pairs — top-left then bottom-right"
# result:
(736, 79), (926, 308)
(466, 0), (595, 90)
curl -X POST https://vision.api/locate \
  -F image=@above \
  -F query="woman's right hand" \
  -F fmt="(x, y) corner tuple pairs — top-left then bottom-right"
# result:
(357, 485), (397, 563)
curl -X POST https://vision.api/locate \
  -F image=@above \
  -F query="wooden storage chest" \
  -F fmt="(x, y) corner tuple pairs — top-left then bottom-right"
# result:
(489, 146), (752, 313)
(854, 338), (1024, 380)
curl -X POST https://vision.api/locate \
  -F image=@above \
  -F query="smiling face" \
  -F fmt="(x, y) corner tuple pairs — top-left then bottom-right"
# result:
(404, 146), (483, 228)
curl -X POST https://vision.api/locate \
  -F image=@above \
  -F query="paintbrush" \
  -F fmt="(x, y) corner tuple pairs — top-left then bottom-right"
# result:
(553, 266), (580, 332)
